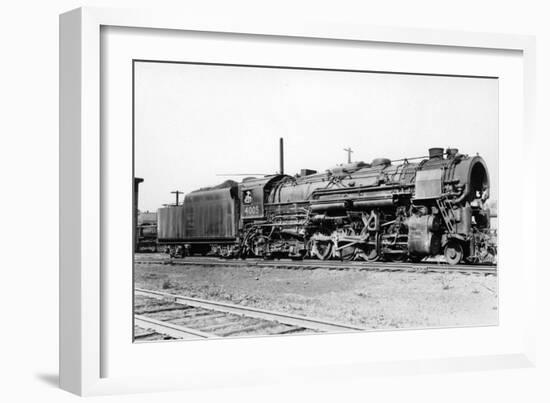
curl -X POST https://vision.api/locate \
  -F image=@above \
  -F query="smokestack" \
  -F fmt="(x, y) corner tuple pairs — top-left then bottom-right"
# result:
(429, 147), (444, 159)
(279, 137), (284, 175)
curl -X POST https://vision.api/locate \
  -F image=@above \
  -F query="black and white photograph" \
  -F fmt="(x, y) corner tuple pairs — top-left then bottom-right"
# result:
(5, 0), (549, 400)
(132, 60), (498, 342)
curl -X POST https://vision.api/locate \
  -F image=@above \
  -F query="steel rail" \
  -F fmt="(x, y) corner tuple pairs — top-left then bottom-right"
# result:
(135, 288), (365, 333)
(135, 256), (497, 274)
(134, 314), (217, 339)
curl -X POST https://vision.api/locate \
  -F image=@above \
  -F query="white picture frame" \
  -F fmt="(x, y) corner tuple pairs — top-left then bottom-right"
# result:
(60, 7), (537, 396)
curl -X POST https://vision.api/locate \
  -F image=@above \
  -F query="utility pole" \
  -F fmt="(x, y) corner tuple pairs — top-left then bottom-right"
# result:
(279, 137), (284, 175)
(171, 190), (184, 206)
(343, 147), (353, 164)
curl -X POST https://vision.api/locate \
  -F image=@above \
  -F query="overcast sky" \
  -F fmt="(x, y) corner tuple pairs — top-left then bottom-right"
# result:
(134, 62), (498, 212)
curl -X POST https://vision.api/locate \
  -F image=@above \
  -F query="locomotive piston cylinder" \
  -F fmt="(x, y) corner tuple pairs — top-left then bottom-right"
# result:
(407, 215), (442, 255)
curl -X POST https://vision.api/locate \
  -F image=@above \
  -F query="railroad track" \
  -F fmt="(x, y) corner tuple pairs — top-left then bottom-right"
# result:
(135, 256), (497, 275)
(134, 288), (365, 341)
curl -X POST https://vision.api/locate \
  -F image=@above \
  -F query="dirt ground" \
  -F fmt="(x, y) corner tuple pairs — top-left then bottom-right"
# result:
(134, 257), (498, 330)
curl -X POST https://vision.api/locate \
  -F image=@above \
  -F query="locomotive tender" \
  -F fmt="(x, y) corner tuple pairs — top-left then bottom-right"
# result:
(157, 147), (495, 265)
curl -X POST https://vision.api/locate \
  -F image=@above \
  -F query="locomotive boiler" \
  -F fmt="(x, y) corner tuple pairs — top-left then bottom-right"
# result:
(157, 147), (496, 265)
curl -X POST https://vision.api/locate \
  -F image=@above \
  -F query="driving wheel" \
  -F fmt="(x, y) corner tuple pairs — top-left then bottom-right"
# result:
(312, 240), (332, 260)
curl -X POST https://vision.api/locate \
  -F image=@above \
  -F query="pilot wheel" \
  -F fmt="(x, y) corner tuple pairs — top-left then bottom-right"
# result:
(444, 240), (463, 265)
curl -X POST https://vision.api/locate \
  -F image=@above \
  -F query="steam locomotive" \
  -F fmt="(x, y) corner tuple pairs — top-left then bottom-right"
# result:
(156, 147), (496, 265)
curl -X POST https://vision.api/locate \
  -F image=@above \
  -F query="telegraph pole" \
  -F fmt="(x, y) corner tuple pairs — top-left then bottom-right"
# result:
(171, 190), (184, 206)
(279, 137), (284, 175)
(343, 147), (353, 163)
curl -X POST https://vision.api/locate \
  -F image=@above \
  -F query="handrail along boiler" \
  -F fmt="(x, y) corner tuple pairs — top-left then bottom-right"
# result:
(157, 147), (495, 265)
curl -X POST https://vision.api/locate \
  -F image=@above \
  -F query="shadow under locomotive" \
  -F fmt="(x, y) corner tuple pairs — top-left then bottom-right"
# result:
(156, 147), (496, 266)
